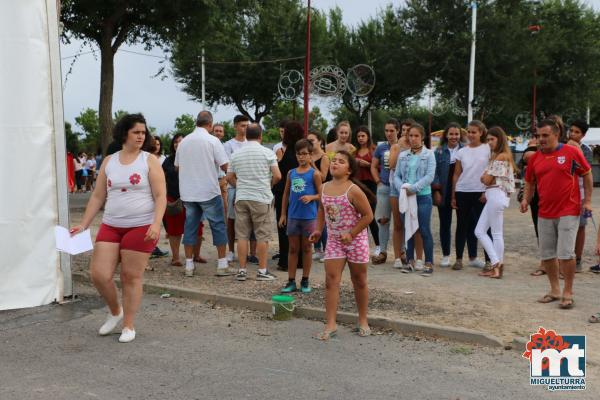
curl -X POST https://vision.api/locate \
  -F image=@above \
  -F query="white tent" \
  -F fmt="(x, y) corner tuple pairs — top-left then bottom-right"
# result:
(0, 0), (71, 310)
(582, 128), (600, 146)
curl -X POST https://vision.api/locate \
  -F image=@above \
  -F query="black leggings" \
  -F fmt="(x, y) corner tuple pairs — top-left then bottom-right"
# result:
(455, 191), (489, 261)
(361, 180), (380, 246)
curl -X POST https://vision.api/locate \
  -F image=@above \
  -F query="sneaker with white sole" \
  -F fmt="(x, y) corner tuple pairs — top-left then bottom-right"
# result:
(226, 251), (236, 262)
(312, 251), (323, 260)
(118, 327), (136, 343)
(184, 267), (195, 277)
(256, 270), (276, 281)
(401, 262), (415, 274)
(440, 256), (450, 267)
(468, 259), (485, 269)
(98, 308), (123, 336)
(215, 267), (232, 277)
(372, 246), (381, 257)
(393, 258), (403, 269)
(236, 269), (247, 281)
(415, 260), (424, 271)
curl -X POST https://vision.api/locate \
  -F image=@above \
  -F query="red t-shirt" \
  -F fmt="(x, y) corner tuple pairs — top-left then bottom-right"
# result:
(355, 150), (375, 182)
(525, 144), (591, 218)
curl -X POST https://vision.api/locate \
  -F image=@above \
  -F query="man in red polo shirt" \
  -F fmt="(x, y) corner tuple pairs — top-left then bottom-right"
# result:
(520, 119), (592, 309)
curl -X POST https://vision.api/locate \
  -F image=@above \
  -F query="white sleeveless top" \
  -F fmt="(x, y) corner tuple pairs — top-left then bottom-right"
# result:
(103, 151), (155, 228)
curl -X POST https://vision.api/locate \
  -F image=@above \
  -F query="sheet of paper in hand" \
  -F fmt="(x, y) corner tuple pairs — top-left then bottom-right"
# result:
(55, 226), (93, 255)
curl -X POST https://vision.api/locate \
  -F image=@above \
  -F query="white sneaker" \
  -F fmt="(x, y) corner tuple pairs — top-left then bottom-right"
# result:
(312, 251), (323, 260)
(226, 252), (235, 262)
(393, 258), (403, 269)
(118, 327), (136, 343)
(98, 308), (123, 336)
(372, 246), (381, 256)
(469, 258), (485, 268)
(440, 256), (450, 267)
(415, 260), (424, 271)
(185, 267), (195, 277)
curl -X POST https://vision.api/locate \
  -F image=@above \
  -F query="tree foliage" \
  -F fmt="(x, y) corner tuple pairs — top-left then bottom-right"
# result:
(61, 0), (212, 153)
(171, 0), (329, 122)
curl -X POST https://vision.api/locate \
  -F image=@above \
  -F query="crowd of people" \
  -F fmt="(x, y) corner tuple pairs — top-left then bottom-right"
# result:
(72, 109), (600, 343)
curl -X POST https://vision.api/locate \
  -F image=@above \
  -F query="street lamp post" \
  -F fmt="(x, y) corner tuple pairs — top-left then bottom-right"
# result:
(303, 0), (311, 135)
(467, 1), (477, 123)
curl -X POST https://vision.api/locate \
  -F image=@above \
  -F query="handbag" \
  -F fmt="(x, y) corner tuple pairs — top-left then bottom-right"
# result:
(165, 198), (183, 216)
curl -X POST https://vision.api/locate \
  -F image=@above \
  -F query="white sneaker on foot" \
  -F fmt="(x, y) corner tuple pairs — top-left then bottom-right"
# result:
(469, 259), (485, 268)
(185, 267), (195, 277)
(415, 260), (424, 271)
(118, 327), (136, 343)
(98, 308), (123, 336)
(226, 252), (235, 262)
(440, 256), (450, 267)
(312, 251), (323, 260)
(372, 246), (381, 256)
(393, 258), (403, 269)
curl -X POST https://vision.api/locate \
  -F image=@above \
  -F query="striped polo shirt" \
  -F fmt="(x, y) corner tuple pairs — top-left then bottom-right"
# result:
(228, 141), (278, 204)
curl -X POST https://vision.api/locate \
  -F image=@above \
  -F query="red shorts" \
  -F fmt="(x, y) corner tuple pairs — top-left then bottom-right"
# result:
(163, 196), (204, 237)
(96, 223), (158, 253)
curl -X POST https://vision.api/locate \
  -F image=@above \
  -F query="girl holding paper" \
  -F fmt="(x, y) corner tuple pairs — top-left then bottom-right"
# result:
(70, 114), (166, 343)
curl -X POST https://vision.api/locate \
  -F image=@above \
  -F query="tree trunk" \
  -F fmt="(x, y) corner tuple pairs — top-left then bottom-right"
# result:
(98, 36), (115, 155)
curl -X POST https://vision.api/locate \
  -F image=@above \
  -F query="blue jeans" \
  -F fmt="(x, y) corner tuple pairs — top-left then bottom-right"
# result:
(183, 196), (227, 246)
(375, 184), (391, 252)
(406, 195), (434, 263)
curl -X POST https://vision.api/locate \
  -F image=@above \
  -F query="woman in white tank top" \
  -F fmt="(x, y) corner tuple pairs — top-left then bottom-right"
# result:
(71, 114), (166, 343)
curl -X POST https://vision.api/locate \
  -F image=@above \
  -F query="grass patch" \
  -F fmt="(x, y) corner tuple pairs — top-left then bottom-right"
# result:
(450, 346), (473, 355)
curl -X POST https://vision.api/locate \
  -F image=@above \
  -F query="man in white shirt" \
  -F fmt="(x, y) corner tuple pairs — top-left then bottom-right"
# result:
(175, 110), (230, 277)
(227, 124), (281, 281)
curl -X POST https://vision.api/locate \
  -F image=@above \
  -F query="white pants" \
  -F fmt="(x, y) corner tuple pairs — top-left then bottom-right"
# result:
(474, 187), (509, 266)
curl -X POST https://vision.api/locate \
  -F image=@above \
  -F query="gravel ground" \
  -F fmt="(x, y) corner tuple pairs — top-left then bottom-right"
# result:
(69, 189), (600, 359)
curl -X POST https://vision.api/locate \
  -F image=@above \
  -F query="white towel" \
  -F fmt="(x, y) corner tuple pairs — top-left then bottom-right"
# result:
(399, 184), (419, 245)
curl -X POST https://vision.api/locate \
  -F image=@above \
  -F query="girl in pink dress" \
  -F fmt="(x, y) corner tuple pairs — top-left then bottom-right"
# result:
(310, 151), (374, 340)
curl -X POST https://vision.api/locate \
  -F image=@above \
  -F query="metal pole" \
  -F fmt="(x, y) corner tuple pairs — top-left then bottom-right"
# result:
(303, 0), (311, 135)
(532, 68), (537, 133)
(368, 109), (372, 133)
(467, 1), (477, 123)
(48, 0), (72, 300)
(201, 47), (206, 107)
(587, 102), (591, 125)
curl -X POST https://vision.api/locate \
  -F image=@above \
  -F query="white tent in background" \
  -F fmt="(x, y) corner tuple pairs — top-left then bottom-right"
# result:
(582, 128), (600, 146)
(0, 0), (71, 310)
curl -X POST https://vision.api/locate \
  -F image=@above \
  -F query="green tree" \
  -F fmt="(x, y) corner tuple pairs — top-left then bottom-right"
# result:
(75, 108), (100, 152)
(262, 101), (328, 136)
(65, 122), (80, 154)
(171, 0), (328, 122)
(173, 113), (196, 136)
(61, 0), (212, 154)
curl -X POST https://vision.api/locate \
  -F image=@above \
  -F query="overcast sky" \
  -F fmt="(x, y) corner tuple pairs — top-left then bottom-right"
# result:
(60, 0), (600, 134)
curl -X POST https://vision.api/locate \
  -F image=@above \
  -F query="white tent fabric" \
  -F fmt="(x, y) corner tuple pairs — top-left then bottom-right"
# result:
(582, 128), (600, 146)
(0, 0), (69, 310)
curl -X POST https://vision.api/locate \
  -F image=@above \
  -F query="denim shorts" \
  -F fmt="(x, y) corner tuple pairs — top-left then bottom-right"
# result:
(183, 196), (227, 246)
(286, 218), (317, 237)
(227, 187), (236, 220)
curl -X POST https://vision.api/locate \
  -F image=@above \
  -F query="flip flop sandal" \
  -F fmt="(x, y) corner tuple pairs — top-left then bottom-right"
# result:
(315, 329), (337, 341)
(589, 313), (600, 323)
(537, 294), (560, 303)
(530, 269), (546, 276)
(193, 256), (207, 264)
(352, 326), (371, 337)
(559, 298), (574, 309)
(170, 260), (183, 267)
